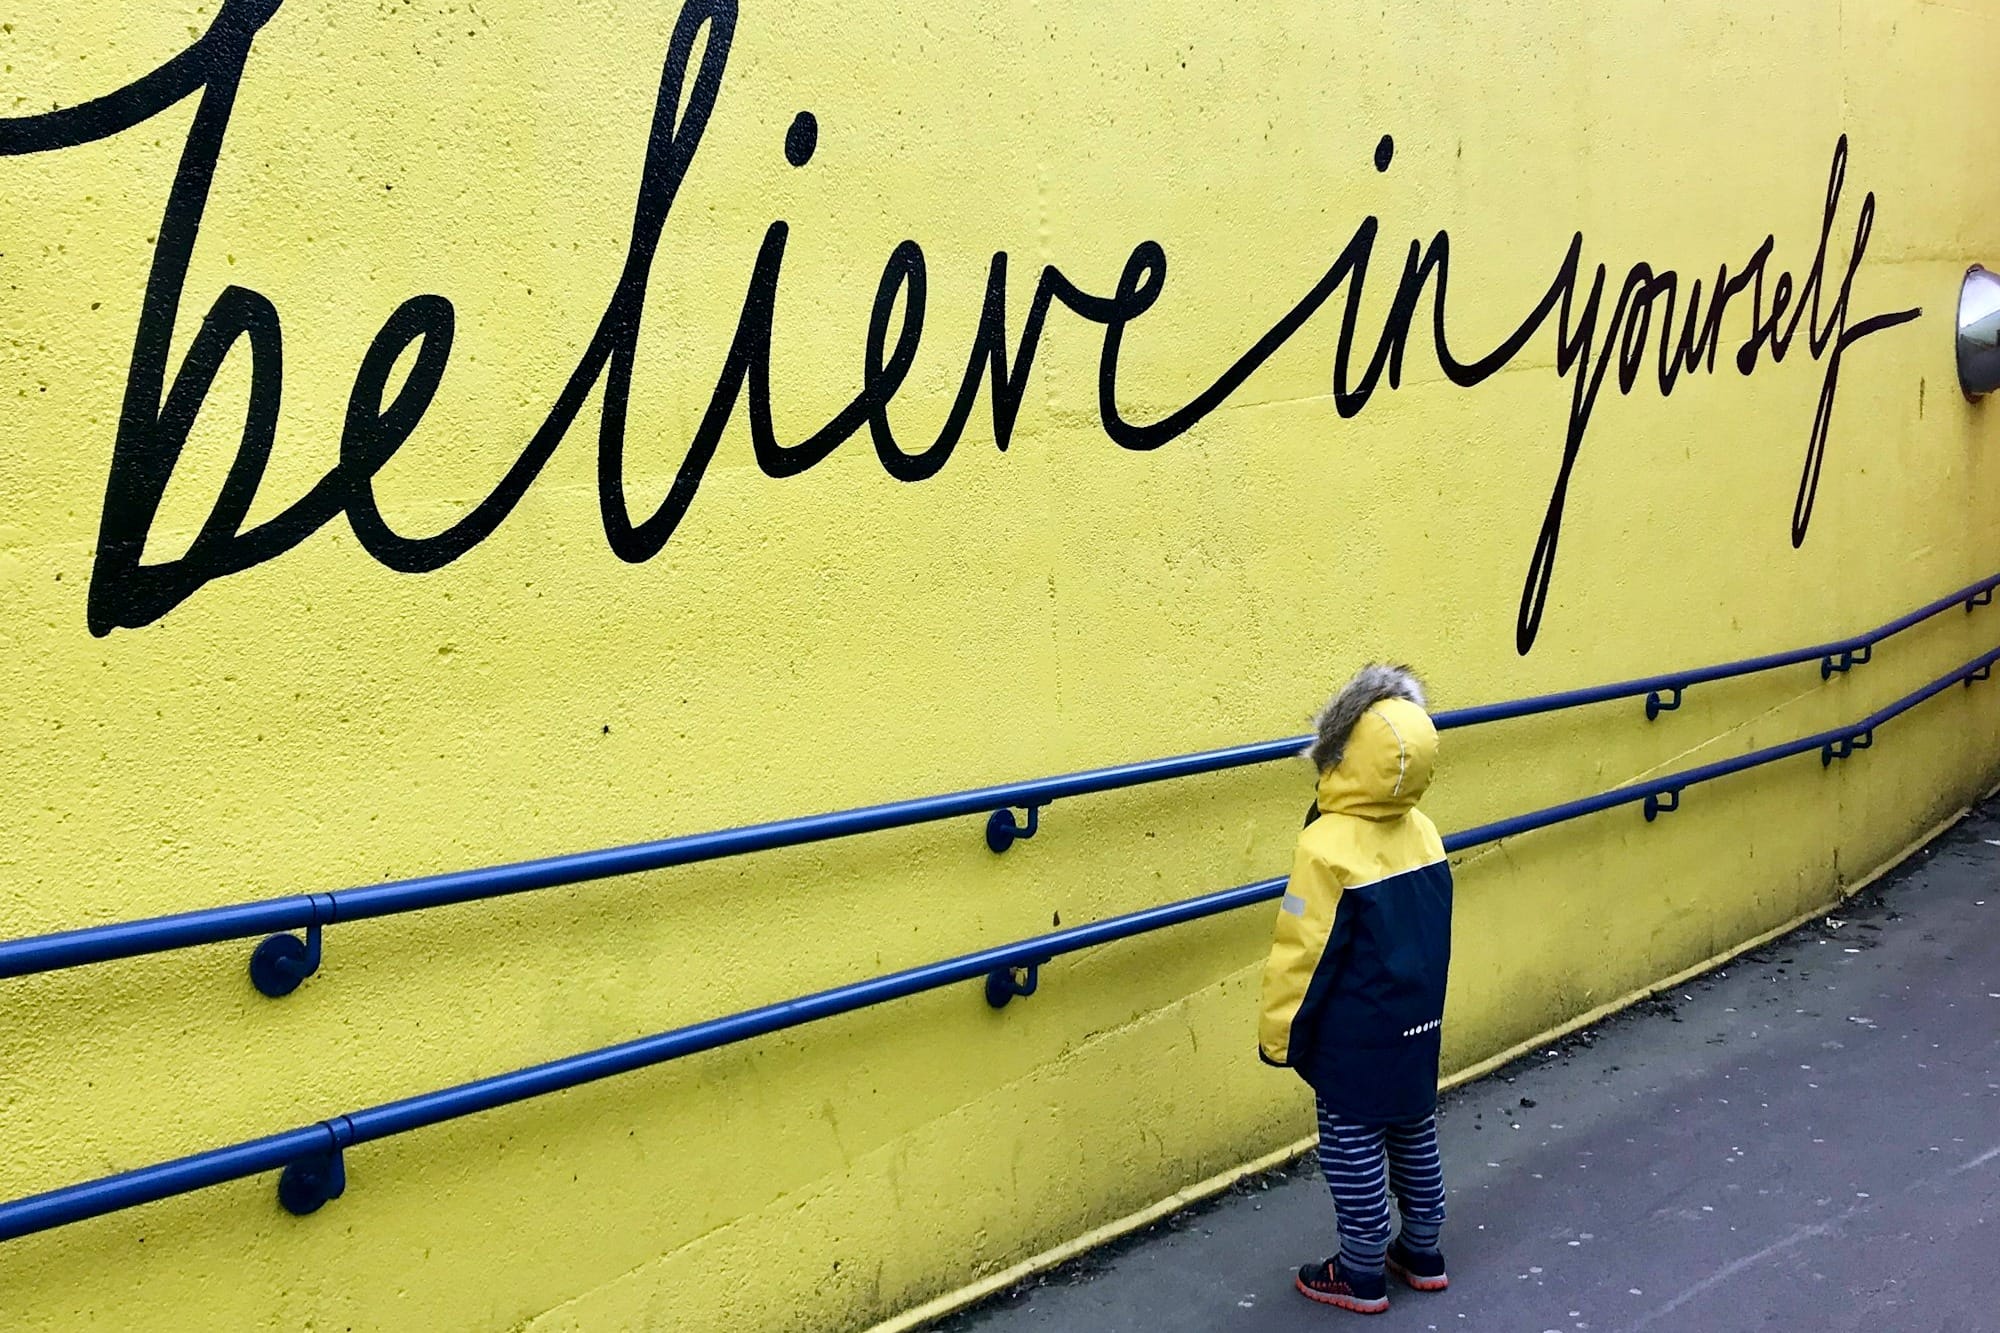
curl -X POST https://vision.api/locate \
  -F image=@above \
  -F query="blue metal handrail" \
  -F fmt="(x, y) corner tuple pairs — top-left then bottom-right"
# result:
(3, 571), (1996, 995)
(0, 642), (1991, 1242)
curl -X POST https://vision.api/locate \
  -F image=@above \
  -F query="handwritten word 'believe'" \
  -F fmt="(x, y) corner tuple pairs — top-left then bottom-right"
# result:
(0, 0), (1920, 651)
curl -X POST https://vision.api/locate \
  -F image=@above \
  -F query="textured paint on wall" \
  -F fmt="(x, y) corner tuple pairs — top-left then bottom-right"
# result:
(1, 1), (1996, 1329)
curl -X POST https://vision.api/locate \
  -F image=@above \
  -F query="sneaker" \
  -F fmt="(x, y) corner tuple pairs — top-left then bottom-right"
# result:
(1385, 1239), (1449, 1292)
(1294, 1257), (1390, 1314)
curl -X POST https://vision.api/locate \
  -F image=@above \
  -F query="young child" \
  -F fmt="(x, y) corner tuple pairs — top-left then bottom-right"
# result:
(1258, 664), (1453, 1314)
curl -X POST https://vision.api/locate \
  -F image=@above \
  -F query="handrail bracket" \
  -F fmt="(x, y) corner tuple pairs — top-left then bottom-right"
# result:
(277, 1148), (346, 1217)
(1821, 645), (1874, 679)
(249, 894), (336, 999)
(1821, 730), (1875, 765)
(984, 960), (1045, 1008)
(985, 805), (1043, 855)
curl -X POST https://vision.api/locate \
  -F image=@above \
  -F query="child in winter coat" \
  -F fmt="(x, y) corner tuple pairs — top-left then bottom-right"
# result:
(1259, 664), (1453, 1315)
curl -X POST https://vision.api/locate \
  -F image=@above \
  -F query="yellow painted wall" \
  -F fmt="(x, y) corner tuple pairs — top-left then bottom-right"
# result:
(2, 0), (1998, 1328)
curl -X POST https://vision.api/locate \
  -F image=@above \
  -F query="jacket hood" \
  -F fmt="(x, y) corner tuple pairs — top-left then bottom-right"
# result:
(1308, 666), (1437, 819)
(1304, 664), (1428, 770)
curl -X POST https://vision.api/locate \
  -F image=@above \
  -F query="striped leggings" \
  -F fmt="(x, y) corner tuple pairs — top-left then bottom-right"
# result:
(1314, 1094), (1446, 1276)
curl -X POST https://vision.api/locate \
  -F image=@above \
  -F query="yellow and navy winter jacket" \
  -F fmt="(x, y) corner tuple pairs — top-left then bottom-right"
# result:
(1258, 667), (1452, 1124)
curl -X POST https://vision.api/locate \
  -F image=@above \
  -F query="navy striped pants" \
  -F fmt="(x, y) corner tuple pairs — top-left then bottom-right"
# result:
(1314, 1094), (1446, 1275)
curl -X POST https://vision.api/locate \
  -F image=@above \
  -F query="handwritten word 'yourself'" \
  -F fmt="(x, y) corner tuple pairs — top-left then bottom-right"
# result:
(0, 0), (1920, 652)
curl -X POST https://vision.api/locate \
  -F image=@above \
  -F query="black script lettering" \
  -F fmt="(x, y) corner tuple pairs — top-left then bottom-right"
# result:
(0, 2), (1922, 653)
(340, 295), (457, 570)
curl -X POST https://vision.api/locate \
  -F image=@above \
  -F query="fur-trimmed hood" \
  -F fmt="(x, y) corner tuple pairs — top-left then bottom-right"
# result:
(1304, 665), (1437, 819)
(1304, 664), (1429, 770)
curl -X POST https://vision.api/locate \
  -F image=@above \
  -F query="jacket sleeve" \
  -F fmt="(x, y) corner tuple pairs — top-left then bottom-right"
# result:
(1258, 837), (1344, 1067)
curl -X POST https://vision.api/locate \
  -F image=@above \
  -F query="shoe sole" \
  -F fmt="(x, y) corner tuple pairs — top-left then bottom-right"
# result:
(1385, 1256), (1449, 1292)
(1293, 1275), (1389, 1314)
